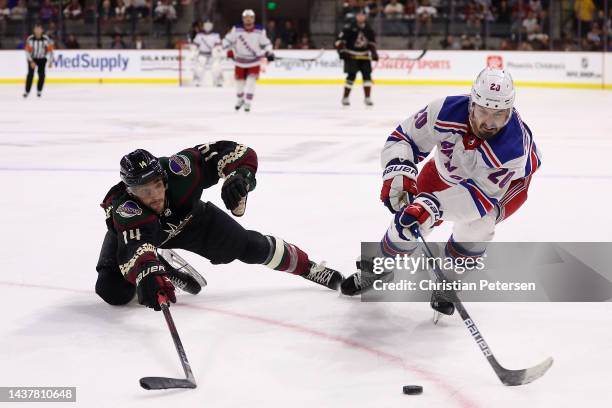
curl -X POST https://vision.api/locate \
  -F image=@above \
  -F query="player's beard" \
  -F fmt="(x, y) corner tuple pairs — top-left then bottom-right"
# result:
(469, 112), (499, 141)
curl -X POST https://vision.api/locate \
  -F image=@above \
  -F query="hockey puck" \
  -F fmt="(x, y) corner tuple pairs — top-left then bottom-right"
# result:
(402, 385), (423, 395)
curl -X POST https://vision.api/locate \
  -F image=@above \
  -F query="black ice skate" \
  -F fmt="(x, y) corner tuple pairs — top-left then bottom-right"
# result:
(235, 99), (244, 111)
(302, 261), (344, 290)
(158, 249), (207, 295)
(431, 288), (455, 324)
(340, 257), (393, 296)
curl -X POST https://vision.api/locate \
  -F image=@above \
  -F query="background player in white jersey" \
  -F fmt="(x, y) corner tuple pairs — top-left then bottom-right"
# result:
(341, 68), (542, 316)
(192, 20), (224, 87)
(222, 9), (274, 112)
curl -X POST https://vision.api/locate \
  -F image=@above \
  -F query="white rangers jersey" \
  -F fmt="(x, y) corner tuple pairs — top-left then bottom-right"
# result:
(382, 95), (542, 222)
(222, 24), (272, 68)
(193, 32), (221, 55)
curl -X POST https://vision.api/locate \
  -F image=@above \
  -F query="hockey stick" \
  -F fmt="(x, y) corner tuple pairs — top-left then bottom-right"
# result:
(416, 232), (553, 386)
(379, 49), (428, 62)
(139, 294), (197, 390)
(274, 49), (325, 62)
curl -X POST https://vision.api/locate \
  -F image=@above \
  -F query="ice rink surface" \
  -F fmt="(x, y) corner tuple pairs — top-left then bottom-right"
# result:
(1, 84), (611, 407)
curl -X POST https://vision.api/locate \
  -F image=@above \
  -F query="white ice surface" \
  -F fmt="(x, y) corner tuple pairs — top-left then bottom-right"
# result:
(0, 84), (611, 407)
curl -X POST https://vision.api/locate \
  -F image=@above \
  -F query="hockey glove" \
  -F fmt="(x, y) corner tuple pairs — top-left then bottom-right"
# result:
(370, 49), (379, 61)
(221, 168), (256, 214)
(395, 193), (441, 240)
(136, 262), (176, 311)
(227, 50), (234, 60)
(266, 52), (275, 62)
(381, 159), (418, 213)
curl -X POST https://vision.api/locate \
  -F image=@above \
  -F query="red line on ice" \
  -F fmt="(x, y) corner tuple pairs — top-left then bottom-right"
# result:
(0, 281), (479, 408)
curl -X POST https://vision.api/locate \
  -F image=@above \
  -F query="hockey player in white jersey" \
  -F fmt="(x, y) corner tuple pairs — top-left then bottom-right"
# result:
(222, 9), (274, 112)
(341, 68), (542, 316)
(192, 21), (224, 87)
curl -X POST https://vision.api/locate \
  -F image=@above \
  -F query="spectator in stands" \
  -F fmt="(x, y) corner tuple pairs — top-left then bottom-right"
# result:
(39, 0), (58, 24)
(154, 0), (176, 22)
(110, 33), (127, 48)
(522, 10), (539, 36)
(133, 35), (146, 49)
(517, 40), (533, 51)
(9, 0), (27, 20)
(384, 0), (404, 19)
(440, 34), (460, 50)
(43, 21), (59, 42)
(460, 34), (476, 50)
(266, 20), (278, 48)
(574, 0), (595, 37)
(280, 20), (299, 49)
(416, 0), (437, 34)
(115, 0), (128, 21)
(494, 0), (512, 23)
(528, 0), (542, 14)
(0, 0), (9, 27)
(585, 21), (602, 50)
(463, 0), (484, 33)
(128, 0), (151, 19)
(64, 34), (80, 49)
(499, 39), (514, 50)
(64, 0), (83, 20)
(342, 0), (362, 21)
(365, 1), (378, 19)
(298, 33), (313, 49)
(404, 0), (416, 18)
(100, 0), (114, 21)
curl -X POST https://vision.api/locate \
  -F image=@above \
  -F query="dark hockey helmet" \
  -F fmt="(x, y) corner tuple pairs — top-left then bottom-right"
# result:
(120, 149), (167, 187)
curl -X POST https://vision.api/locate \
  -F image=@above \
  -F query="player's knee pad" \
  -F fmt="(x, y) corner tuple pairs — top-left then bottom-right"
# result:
(238, 230), (271, 264)
(362, 72), (372, 82)
(95, 271), (135, 306)
(346, 73), (357, 83)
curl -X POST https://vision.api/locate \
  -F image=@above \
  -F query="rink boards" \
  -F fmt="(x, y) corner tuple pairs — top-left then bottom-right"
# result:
(0, 49), (610, 89)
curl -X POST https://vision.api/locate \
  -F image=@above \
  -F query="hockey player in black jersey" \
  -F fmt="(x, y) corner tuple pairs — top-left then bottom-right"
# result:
(335, 10), (378, 107)
(96, 142), (344, 310)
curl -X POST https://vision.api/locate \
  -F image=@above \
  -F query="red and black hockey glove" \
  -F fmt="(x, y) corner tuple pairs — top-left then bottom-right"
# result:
(136, 263), (176, 311)
(227, 50), (234, 60)
(381, 159), (418, 214)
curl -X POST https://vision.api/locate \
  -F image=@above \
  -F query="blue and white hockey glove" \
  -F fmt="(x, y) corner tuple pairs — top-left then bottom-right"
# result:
(394, 193), (442, 240)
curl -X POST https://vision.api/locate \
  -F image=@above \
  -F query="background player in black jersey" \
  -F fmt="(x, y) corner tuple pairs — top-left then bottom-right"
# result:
(96, 141), (344, 311)
(23, 23), (54, 98)
(335, 10), (378, 107)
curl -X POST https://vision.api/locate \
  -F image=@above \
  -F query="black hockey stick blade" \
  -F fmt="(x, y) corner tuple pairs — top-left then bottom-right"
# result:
(139, 376), (196, 390)
(496, 357), (554, 386)
(417, 232), (553, 386)
(139, 295), (197, 391)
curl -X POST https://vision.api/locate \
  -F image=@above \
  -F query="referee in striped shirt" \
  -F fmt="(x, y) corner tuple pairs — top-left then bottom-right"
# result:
(23, 23), (54, 98)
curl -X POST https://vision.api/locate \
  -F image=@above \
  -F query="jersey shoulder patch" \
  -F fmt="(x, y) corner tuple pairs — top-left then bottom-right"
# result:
(111, 192), (157, 231)
(160, 148), (203, 207)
